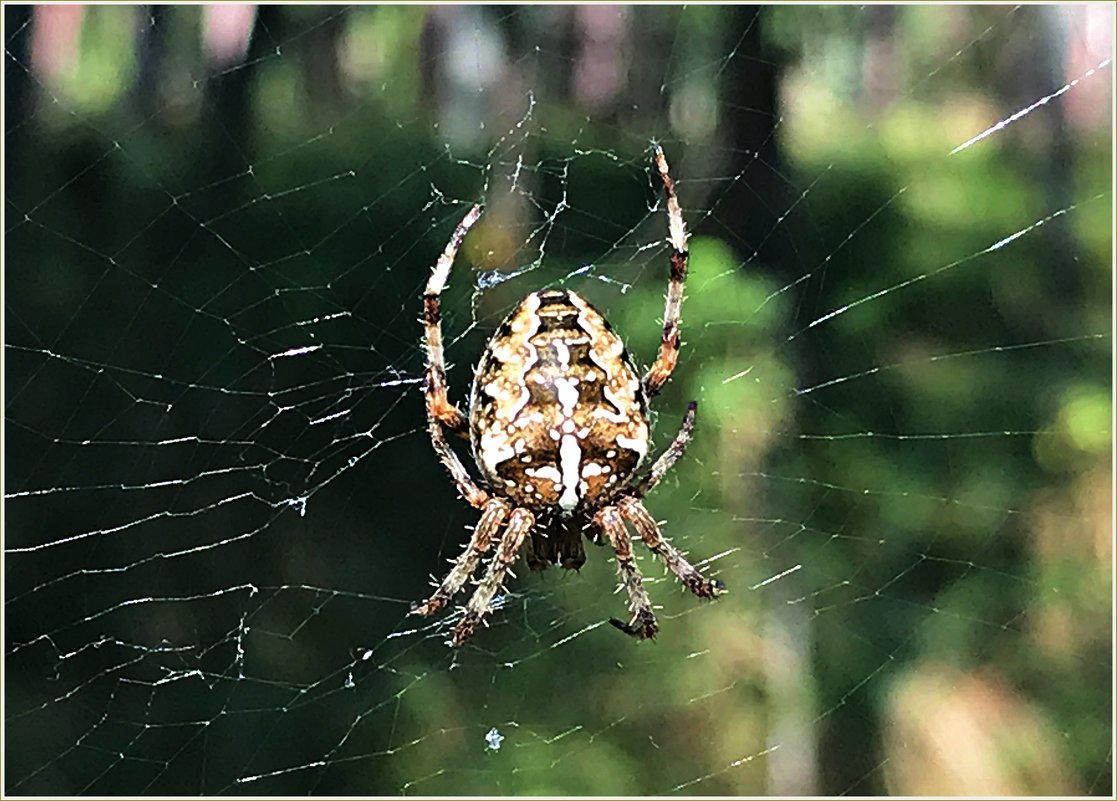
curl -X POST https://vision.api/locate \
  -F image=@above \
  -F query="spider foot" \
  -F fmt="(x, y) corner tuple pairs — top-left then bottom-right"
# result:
(609, 609), (658, 640)
(410, 596), (445, 617)
(451, 613), (481, 647)
(687, 576), (727, 599)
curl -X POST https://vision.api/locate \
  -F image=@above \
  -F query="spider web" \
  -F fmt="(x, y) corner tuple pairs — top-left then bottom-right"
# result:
(3, 5), (1113, 795)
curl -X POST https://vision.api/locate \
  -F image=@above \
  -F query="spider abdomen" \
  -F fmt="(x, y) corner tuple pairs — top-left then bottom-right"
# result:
(469, 289), (649, 516)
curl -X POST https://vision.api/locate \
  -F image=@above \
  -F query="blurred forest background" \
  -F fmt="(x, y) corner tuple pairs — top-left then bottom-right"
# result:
(4, 4), (1113, 796)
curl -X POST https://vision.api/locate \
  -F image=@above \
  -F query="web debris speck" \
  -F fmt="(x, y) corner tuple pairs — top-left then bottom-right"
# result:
(485, 727), (505, 751)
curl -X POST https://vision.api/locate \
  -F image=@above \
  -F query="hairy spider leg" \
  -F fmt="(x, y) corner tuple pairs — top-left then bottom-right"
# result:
(424, 204), (484, 435)
(452, 507), (536, 646)
(618, 495), (725, 599)
(643, 146), (690, 398)
(629, 400), (697, 499)
(596, 505), (659, 640)
(425, 416), (490, 510)
(411, 496), (509, 617)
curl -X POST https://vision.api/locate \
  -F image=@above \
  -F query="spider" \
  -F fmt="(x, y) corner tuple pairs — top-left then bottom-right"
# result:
(412, 146), (725, 646)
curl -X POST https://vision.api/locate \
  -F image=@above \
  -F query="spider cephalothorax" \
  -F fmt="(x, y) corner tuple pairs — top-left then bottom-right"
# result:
(412, 147), (724, 646)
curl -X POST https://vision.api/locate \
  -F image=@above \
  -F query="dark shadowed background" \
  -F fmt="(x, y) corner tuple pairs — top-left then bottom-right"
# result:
(4, 4), (1113, 795)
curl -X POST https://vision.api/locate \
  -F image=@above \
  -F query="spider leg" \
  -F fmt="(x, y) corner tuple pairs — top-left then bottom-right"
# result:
(596, 506), (658, 640)
(427, 417), (490, 509)
(618, 495), (725, 599)
(424, 204), (484, 436)
(630, 400), (697, 499)
(411, 497), (510, 618)
(452, 507), (535, 647)
(643, 146), (689, 398)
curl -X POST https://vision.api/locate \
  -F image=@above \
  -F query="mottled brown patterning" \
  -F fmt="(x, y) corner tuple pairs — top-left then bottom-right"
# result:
(470, 289), (648, 514)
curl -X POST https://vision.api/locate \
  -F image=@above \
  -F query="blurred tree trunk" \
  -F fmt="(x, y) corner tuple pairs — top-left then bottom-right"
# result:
(722, 7), (793, 273)
(720, 7), (820, 796)
(305, 7), (347, 116)
(203, 4), (278, 195)
(5, 4), (33, 201)
(627, 8), (673, 124)
(131, 5), (168, 118)
(1031, 6), (1083, 321)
